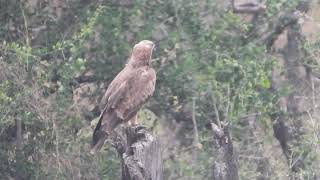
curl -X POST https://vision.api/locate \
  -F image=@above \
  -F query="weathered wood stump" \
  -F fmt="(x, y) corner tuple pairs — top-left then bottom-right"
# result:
(112, 126), (163, 180)
(211, 123), (239, 180)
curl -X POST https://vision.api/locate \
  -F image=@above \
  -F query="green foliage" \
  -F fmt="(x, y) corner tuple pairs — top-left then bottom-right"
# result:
(265, 0), (299, 17)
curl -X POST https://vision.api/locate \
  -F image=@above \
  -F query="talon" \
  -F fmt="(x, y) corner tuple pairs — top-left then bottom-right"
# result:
(134, 124), (147, 132)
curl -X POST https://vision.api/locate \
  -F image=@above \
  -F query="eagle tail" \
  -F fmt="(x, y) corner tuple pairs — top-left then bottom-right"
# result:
(90, 131), (108, 154)
(91, 110), (119, 154)
(90, 112), (108, 154)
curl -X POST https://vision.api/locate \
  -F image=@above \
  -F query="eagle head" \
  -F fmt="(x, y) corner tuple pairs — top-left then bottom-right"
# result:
(129, 40), (155, 67)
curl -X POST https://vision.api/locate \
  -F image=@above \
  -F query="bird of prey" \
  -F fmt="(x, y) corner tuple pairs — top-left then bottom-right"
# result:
(91, 40), (156, 153)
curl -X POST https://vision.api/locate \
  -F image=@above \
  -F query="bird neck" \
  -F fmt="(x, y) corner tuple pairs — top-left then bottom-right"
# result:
(128, 47), (152, 68)
(128, 57), (150, 68)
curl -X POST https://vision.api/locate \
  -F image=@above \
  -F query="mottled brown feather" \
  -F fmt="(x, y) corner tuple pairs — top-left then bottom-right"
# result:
(91, 40), (156, 153)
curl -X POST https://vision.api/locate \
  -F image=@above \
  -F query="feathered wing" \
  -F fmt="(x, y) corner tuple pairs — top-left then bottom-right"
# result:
(99, 67), (130, 111)
(91, 66), (156, 153)
(114, 67), (156, 120)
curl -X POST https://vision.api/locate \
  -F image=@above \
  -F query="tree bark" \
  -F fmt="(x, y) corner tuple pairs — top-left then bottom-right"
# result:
(270, 1), (311, 173)
(113, 126), (163, 180)
(15, 118), (23, 180)
(211, 123), (239, 180)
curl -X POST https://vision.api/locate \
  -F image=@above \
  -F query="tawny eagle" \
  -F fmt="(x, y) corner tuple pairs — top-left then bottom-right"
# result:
(91, 40), (156, 153)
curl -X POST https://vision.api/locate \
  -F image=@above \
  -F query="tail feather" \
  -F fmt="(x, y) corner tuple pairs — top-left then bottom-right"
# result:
(90, 131), (108, 154)
(91, 109), (107, 154)
(91, 109), (119, 154)
(92, 116), (103, 146)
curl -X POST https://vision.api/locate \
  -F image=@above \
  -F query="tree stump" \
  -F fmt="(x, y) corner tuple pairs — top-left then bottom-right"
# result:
(113, 126), (163, 180)
(211, 123), (239, 180)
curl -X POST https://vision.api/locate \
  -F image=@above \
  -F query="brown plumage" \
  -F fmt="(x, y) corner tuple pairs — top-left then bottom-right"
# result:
(91, 40), (156, 153)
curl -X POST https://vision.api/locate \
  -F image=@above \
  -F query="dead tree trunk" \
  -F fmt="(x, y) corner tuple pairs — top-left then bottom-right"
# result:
(15, 118), (24, 180)
(270, 1), (311, 173)
(211, 123), (239, 180)
(113, 126), (163, 180)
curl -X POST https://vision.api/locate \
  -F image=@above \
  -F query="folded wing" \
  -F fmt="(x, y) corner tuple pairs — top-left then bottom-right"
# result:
(91, 66), (156, 152)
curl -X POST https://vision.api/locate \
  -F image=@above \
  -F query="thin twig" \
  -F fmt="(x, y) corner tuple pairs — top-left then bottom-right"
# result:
(20, 3), (31, 71)
(225, 84), (230, 121)
(191, 97), (201, 150)
(310, 75), (316, 108)
(52, 117), (61, 179)
(211, 91), (221, 128)
(0, 110), (10, 123)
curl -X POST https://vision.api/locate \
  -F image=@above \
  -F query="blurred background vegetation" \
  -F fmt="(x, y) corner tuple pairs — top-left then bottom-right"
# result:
(0, 0), (320, 179)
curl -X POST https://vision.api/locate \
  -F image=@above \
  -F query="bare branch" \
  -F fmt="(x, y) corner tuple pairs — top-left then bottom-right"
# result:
(211, 91), (221, 128)
(231, 0), (266, 14)
(260, 11), (301, 50)
(252, 1), (310, 50)
(225, 85), (230, 121)
(191, 97), (202, 149)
